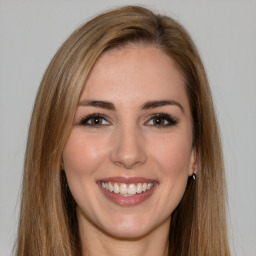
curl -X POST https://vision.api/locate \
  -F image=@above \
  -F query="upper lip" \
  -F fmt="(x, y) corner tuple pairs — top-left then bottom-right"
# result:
(98, 176), (158, 184)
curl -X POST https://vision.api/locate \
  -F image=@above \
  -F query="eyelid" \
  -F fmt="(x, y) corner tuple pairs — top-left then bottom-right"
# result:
(144, 112), (178, 127)
(77, 112), (178, 128)
(78, 113), (111, 127)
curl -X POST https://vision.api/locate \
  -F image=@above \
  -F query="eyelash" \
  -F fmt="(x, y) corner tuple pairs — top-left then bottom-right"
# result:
(146, 113), (178, 127)
(78, 112), (178, 128)
(78, 113), (110, 127)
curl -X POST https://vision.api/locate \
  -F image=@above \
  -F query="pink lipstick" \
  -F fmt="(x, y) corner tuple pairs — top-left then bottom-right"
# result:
(97, 177), (158, 206)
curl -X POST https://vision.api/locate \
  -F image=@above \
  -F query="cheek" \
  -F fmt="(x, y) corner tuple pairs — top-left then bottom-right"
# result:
(62, 130), (110, 213)
(150, 132), (193, 177)
(62, 130), (106, 178)
(151, 133), (193, 213)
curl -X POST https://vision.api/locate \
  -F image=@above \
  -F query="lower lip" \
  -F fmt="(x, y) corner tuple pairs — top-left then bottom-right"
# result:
(98, 183), (157, 207)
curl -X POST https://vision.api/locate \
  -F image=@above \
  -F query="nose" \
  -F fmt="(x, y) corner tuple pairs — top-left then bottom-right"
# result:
(110, 125), (147, 169)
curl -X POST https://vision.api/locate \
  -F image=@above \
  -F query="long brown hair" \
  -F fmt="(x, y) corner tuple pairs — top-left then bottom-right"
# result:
(16, 5), (231, 256)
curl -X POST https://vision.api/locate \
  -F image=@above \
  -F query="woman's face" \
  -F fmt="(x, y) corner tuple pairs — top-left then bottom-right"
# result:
(63, 45), (196, 239)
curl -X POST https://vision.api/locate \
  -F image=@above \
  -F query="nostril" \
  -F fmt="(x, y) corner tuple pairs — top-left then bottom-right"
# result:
(110, 136), (147, 168)
(113, 156), (142, 169)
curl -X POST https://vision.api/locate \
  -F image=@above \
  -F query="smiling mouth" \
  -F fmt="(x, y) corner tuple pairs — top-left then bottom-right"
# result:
(98, 177), (158, 206)
(101, 182), (154, 197)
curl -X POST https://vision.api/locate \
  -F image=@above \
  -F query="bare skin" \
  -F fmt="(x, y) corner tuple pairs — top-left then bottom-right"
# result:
(78, 209), (170, 256)
(63, 45), (196, 256)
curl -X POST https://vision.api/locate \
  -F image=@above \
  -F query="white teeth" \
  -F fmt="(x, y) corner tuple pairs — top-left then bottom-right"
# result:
(136, 183), (143, 193)
(120, 183), (128, 194)
(147, 183), (153, 190)
(114, 183), (119, 194)
(128, 184), (136, 195)
(108, 182), (114, 192)
(101, 181), (154, 196)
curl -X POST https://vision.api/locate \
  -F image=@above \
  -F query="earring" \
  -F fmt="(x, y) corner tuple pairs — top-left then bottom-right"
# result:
(192, 171), (197, 180)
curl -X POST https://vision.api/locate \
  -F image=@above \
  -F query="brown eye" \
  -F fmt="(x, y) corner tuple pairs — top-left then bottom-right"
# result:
(146, 113), (177, 127)
(79, 114), (110, 127)
(152, 116), (168, 125)
(88, 117), (104, 125)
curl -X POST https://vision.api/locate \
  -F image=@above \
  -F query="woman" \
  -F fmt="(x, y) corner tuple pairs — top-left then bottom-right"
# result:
(16, 5), (231, 256)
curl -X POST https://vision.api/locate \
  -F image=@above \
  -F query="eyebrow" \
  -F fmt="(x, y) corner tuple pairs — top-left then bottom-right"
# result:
(78, 100), (115, 110)
(141, 100), (184, 112)
(78, 99), (184, 112)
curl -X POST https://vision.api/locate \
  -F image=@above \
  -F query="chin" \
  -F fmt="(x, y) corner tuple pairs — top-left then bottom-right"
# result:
(103, 225), (150, 240)
(100, 214), (161, 240)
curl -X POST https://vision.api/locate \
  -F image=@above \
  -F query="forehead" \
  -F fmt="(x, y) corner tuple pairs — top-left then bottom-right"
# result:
(81, 45), (190, 112)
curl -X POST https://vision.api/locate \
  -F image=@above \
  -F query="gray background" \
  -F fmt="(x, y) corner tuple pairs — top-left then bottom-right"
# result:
(0, 1), (255, 255)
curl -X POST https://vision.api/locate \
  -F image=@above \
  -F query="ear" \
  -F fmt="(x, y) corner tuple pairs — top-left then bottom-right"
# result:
(188, 147), (197, 176)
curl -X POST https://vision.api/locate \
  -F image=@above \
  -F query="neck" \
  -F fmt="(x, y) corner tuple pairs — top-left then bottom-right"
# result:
(79, 217), (170, 256)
